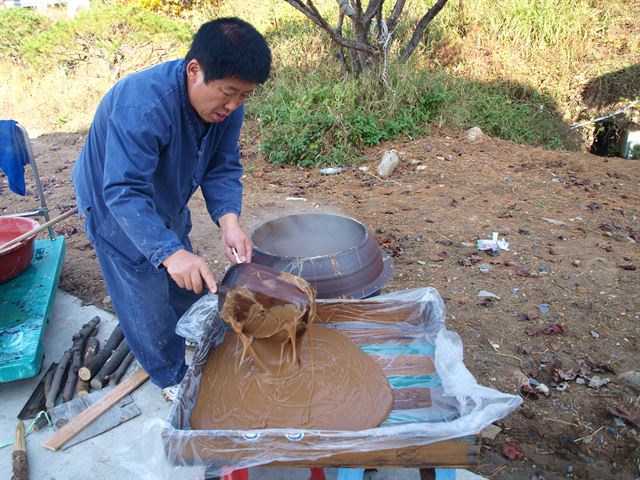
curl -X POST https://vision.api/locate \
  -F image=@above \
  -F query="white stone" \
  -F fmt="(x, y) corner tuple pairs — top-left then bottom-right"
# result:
(465, 126), (485, 143)
(377, 150), (401, 178)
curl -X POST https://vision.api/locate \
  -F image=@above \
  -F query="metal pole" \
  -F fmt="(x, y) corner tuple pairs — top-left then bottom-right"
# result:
(16, 123), (54, 240)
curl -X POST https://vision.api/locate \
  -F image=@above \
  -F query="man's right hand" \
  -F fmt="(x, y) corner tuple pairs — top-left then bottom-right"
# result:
(162, 249), (217, 294)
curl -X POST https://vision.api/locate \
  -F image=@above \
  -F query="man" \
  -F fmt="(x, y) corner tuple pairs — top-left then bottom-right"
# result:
(72, 17), (271, 390)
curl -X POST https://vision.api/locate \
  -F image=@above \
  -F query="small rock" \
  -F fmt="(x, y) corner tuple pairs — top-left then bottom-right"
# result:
(576, 377), (586, 385)
(482, 424), (502, 440)
(377, 150), (400, 178)
(478, 290), (501, 300)
(520, 404), (536, 419)
(541, 217), (567, 226)
(416, 165), (427, 172)
(588, 375), (611, 389)
(617, 371), (640, 390)
(535, 383), (550, 396)
(478, 263), (491, 274)
(591, 330), (600, 339)
(465, 126), (485, 143)
(538, 303), (550, 314)
(572, 259), (581, 267)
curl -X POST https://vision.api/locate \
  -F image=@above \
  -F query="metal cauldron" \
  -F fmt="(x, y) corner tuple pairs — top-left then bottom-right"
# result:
(251, 213), (393, 299)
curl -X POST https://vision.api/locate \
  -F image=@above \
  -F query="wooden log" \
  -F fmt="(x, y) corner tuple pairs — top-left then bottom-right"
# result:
(90, 339), (130, 390)
(11, 420), (28, 480)
(63, 347), (81, 402)
(108, 351), (135, 387)
(42, 368), (149, 451)
(62, 316), (102, 402)
(43, 362), (56, 400)
(18, 361), (58, 420)
(76, 337), (100, 398)
(46, 349), (72, 409)
(79, 324), (123, 382)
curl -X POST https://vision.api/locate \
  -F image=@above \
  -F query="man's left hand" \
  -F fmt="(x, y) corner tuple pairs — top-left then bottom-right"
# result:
(218, 213), (252, 263)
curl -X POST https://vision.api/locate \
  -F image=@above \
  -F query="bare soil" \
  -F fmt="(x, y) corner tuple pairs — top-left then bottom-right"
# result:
(2, 127), (639, 480)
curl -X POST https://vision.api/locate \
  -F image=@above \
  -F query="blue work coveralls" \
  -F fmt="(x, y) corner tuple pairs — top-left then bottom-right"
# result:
(72, 59), (244, 387)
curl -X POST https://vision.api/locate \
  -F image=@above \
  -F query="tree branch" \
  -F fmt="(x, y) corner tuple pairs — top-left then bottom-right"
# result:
(284, 0), (376, 53)
(399, 0), (449, 62)
(386, 0), (407, 32)
(363, 0), (384, 26)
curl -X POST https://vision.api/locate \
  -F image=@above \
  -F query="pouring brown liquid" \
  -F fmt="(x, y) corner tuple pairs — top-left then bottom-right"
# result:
(190, 264), (393, 431)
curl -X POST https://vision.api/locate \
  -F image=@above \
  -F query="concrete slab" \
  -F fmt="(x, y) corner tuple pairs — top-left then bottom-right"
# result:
(0, 290), (487, 480)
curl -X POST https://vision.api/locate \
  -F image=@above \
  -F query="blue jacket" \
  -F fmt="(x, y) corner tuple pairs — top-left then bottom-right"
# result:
(72, 59), (244, 270)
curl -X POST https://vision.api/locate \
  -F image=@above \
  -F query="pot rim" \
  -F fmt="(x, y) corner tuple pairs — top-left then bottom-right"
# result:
(0, 216), (40, 256)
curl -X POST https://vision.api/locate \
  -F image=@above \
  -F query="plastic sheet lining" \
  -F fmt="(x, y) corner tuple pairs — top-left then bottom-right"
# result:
(126, 288), (522, 478)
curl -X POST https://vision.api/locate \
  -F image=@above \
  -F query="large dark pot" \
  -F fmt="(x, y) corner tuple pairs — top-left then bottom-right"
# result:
(250, 213), (393, 299)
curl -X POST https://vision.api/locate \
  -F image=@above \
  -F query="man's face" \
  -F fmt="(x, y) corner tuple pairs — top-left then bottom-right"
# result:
(186, 59), (257, 123)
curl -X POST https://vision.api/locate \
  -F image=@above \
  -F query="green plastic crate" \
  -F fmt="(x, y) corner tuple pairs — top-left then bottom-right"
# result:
(0, 237), (66, 382)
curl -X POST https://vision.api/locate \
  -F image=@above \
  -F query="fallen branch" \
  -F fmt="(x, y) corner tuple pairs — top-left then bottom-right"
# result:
(63, 316), (101, 402)
(90, 339), (131, 390)
(79, 324), (123, 382)
(45, 350), (72, 409)
(108, 351), (135, 387)
(76, 337), (100, 398)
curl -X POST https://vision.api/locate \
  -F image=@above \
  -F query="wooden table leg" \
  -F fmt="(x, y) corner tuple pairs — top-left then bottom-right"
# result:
(419, 468), (436, 480)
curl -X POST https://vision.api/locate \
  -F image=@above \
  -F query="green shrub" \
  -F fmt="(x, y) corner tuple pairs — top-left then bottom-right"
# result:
(252, 66), (448, 167)
(17, 4), (191, 69)
(0, 9), (51, 61)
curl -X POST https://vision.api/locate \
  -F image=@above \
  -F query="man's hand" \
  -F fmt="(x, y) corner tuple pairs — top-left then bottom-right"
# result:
(162, 249), (217, 293)
(218, 213), (252, 263)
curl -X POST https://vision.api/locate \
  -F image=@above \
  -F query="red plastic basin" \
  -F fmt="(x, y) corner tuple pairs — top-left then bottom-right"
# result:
(0, 216), (39, 284)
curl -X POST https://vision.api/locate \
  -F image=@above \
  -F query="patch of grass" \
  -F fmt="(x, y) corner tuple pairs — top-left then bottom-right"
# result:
(251, 65), (447, 167)
(438, 77), (570, 148)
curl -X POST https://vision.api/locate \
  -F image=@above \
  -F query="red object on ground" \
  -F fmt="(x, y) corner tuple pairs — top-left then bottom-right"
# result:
(0, 216), (39, 284)
(222, 468), (249, 480)
(309, 467), (326, 480)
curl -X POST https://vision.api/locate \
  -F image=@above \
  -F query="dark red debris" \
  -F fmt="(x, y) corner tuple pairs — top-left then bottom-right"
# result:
(618, 264), (636, 271)
(502, 440), (525, 460)
(525, 323), (566, 336)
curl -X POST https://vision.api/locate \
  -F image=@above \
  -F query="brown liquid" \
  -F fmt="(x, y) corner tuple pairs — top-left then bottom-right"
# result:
(190, 270), (393, 431)
(191, 325), (393, 430)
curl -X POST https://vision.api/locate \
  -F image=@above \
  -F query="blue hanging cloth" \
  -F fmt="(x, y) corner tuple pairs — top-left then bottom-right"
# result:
(0, 120), (30, 196)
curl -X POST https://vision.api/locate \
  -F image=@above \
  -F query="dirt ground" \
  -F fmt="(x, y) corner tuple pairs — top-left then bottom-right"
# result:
(1, 126), (639, 480)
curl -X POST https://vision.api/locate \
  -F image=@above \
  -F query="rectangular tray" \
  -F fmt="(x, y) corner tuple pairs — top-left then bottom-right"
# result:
(163, 288), (486, 470)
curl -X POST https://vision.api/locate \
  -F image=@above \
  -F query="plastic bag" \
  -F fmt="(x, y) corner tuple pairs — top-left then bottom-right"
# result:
(175, 294), (220, 345)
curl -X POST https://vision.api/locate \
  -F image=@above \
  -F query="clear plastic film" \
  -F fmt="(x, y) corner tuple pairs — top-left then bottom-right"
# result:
(135, 288), (521, 478)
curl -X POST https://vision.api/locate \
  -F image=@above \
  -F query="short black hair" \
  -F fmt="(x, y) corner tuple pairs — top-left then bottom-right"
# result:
(185, 17), (271, 84)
